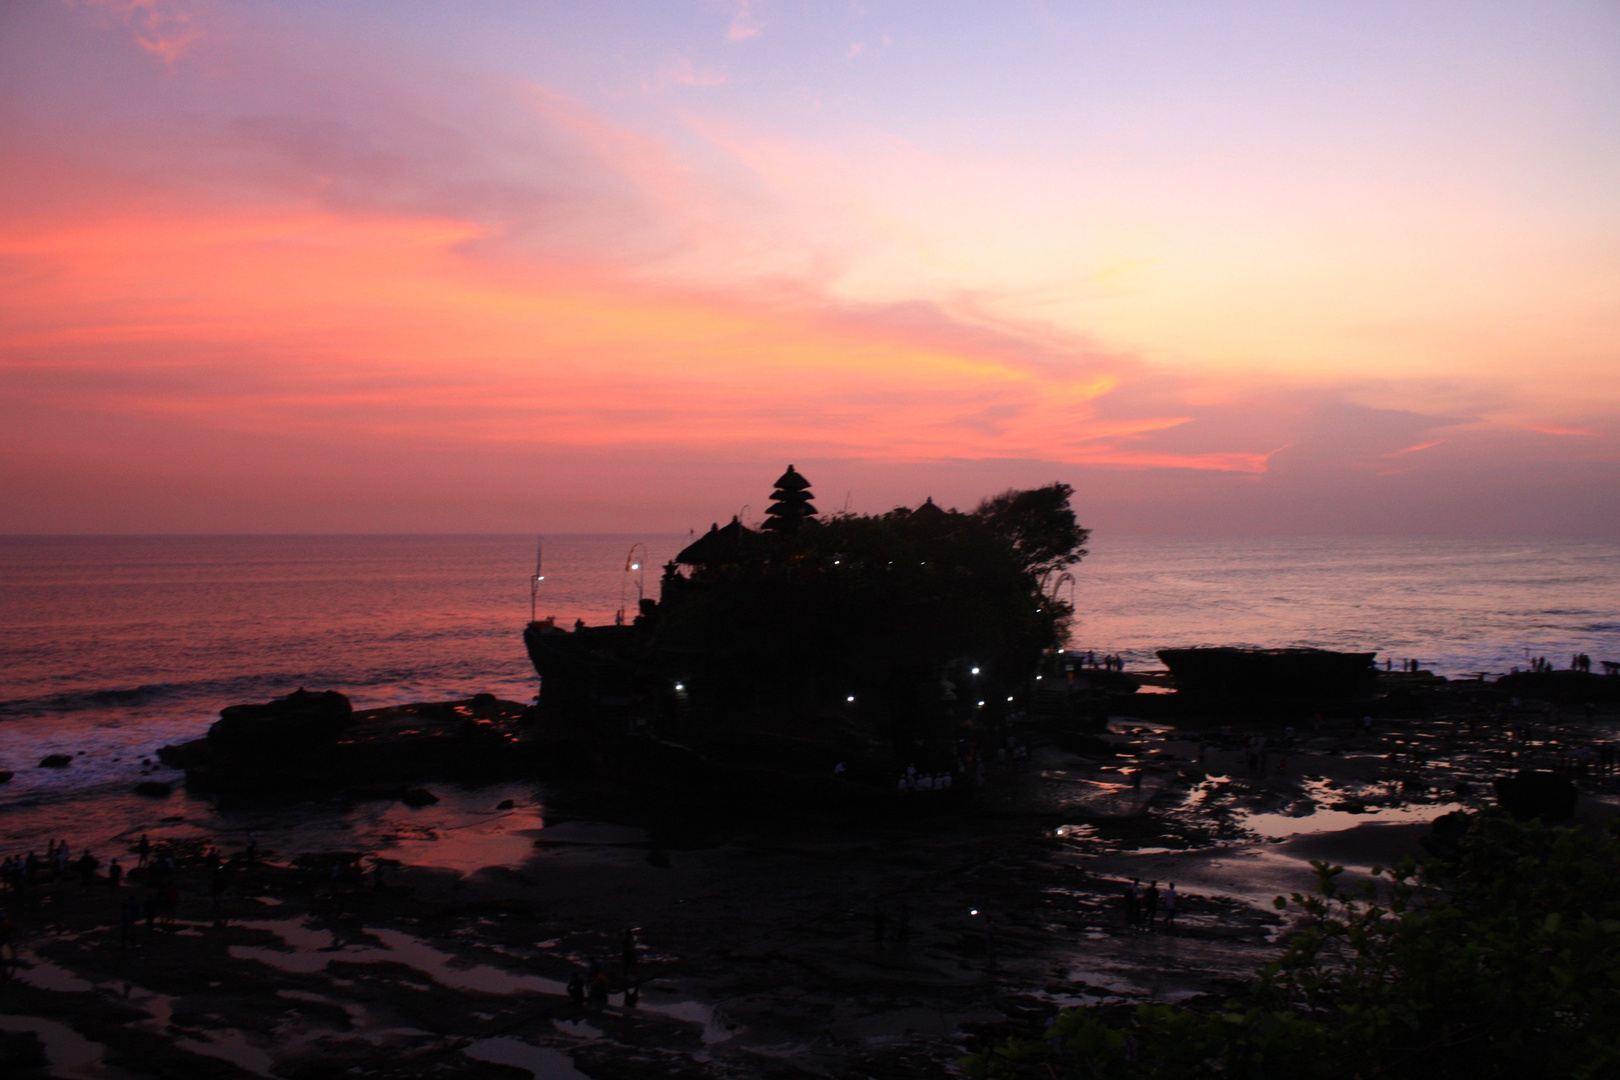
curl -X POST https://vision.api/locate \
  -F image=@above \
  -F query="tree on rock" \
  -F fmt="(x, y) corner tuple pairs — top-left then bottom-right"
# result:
(762, 465), (817, 533)
(974, 482), (1089, 577)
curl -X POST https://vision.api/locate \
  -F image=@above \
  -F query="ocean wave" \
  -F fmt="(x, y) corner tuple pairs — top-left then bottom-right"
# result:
(0, 673), (320, 721)
(0, 661), (535, 722)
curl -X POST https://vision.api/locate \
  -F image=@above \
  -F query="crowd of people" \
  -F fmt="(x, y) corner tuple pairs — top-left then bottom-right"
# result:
(0, 838), (110, 892)
(0, 829), (265, 974)
(884, 730), (1032, 794)
(1521, 653), (1603, 674)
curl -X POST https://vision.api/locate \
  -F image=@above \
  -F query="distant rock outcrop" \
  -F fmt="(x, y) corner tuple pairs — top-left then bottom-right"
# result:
(38, 753), (72, 768)
(1157, 647), (1378, 706)
(158, 693), (542, 797)
(207, 688), (354, 752)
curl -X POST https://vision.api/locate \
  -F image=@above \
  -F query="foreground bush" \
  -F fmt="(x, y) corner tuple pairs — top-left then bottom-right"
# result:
(964, 812), (1620, 1079)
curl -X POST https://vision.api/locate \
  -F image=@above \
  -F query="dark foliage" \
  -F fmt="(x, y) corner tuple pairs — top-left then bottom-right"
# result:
(963, 811), (1620, 1080)
(974, 483), (1089, 577)
(653, 482), (1086, 751)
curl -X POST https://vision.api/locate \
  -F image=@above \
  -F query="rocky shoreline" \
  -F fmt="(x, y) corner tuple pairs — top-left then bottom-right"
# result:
(3, 672), (1618, 1078)
(155, 692), (555, 800)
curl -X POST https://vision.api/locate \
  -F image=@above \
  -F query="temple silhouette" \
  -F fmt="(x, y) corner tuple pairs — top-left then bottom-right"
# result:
(522, 467), (1091, 803)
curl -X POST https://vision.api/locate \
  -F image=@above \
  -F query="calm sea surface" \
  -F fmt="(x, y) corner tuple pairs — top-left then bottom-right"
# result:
(0, 534), (1616, 829)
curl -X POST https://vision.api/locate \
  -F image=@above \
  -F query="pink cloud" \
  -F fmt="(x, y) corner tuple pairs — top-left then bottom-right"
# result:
(75, 0), (207, 64)
(1386, 439), (1445, 457)
(658, 55), (730, 88)
(1514, 422), (1597, 437)
(726, 0), (763, 41)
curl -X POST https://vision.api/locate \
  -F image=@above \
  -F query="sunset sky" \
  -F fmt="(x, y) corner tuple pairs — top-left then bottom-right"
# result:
(2, 1), (1616, 534)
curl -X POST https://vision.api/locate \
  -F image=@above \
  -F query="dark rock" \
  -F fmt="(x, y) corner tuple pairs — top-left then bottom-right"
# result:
(0, 770), (12, 783)
(38, 753), (72, 768)
(1050, 731), (1116, 756)
(1371, 687), (1430, 718)
(1494, 670), (1620, 704)
(472, 692), (498, 708)
(170, 695), (539, 797)
(496, 799), (515, 810)
(1157, 647), (1377, 703)
(401, 788), (439, 807)
(155, 740), (210, 769)
(0, 1029), (48, 1070)
(347, 784), (409, 802)
(1494, 769), (1577, 822)
(208, 688), (354, 752)
(134, 780), (173, 797)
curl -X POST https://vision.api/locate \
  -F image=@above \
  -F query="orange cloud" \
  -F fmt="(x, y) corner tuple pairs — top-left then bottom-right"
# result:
(0, 199), (1208, 468)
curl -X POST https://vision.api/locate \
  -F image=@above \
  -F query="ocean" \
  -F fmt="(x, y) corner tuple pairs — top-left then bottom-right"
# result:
(0, 533), (1616, 850)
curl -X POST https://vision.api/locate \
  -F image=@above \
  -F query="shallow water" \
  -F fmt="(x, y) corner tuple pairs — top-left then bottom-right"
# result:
(0, 1014), (110, 1078)
(1242, 801), (1461, 839)
(231, 918), (569, 997)
(464, 1037), (589, 1080)
(0, 779), (548, 873)
(230, 912), (730, 1043)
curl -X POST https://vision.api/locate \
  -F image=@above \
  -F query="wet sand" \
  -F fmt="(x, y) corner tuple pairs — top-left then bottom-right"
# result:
(4, 687), (1618, 1078)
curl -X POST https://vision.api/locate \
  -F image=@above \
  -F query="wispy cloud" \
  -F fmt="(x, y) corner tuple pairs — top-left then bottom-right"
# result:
(76, 0), (207, 63)
(726, 0), (763, 41)
(1514, 422), (1596, 437)
(657, 55), (730, 88)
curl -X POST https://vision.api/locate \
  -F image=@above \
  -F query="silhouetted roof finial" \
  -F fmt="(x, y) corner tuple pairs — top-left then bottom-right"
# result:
(763, 465), (817, 533)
